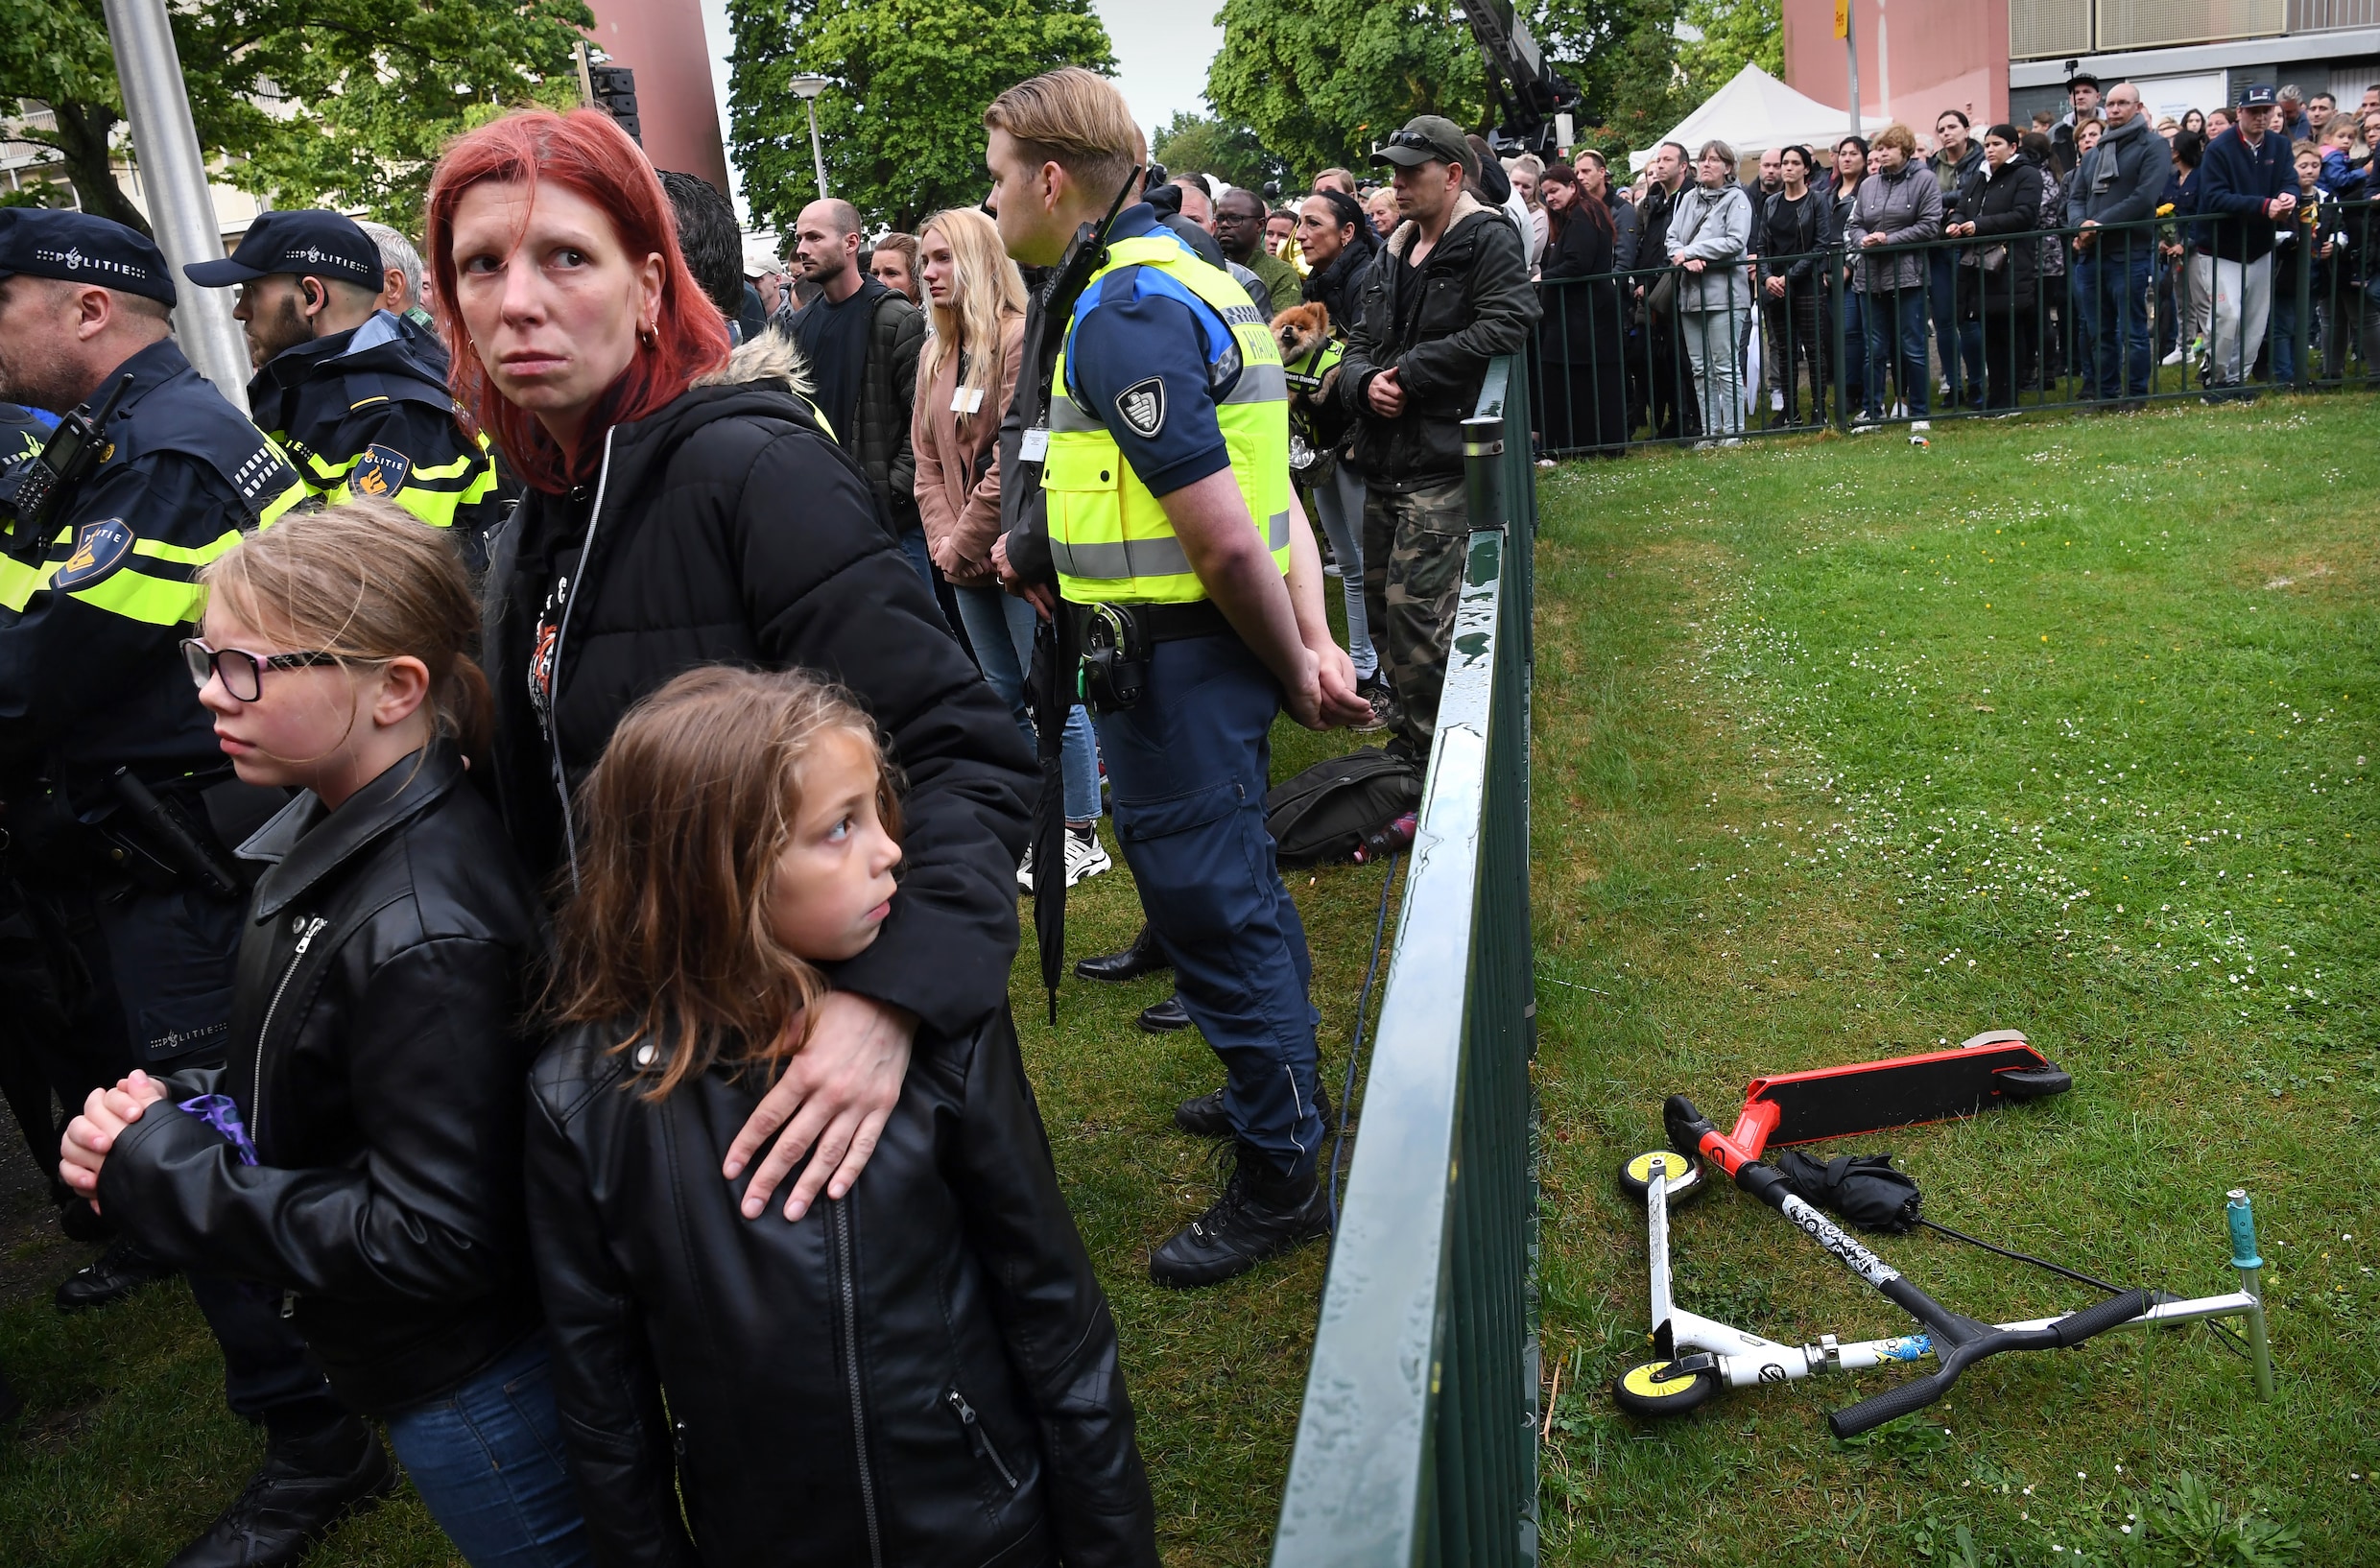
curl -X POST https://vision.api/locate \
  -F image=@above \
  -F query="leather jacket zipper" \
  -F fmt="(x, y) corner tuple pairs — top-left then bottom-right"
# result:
(251, 915), (326, 1149)
(830, 1200), (885, 1568)
(945, 1388), (1020, 1490)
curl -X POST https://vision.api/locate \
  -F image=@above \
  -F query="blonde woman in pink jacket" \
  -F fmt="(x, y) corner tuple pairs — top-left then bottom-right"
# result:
(912, 207), (1108, 891)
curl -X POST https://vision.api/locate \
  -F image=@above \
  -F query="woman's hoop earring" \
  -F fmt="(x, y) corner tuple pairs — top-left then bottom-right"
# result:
(639, 321), (657, 348)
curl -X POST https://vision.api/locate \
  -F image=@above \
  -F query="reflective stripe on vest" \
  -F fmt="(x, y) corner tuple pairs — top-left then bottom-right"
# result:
(1047, 235), (1292, 606)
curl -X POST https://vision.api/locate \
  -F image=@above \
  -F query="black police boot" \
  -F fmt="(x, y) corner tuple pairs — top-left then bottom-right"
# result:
(1074, 923), (1173, 984)
(1137, 995), (1191, 1033)
(53, 1235), (175, 1312)
(1150, 1145), (1333, 1290)
(167, 1413), (395, 1568)
(1174, 1084), (1330, 1140)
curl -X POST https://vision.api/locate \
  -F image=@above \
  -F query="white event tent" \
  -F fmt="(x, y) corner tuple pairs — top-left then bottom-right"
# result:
(1630, 63), (1890, 172)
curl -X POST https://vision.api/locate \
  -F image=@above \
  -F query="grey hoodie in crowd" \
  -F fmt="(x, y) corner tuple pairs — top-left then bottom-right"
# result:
(1665, 179), (1754, 313)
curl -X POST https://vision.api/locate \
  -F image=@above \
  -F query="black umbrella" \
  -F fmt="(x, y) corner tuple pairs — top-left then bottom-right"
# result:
(1027, 608), (1078, 1023)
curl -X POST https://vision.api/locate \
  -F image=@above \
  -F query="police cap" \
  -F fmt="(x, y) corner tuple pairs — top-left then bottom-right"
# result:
(0, 209), (178, 306)
(185, 209), (382, 290)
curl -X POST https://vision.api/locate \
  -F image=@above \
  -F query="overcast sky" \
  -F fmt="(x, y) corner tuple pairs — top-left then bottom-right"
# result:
(694, 0), (1224, 226)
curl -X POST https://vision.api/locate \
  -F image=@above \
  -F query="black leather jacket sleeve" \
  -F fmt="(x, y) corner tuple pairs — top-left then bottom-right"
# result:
(101, 936), (533, 1302)
(948, 1021), (1160, 1568)
(524, 1083), (700, 1568)
(730, 430), (1035, 1035)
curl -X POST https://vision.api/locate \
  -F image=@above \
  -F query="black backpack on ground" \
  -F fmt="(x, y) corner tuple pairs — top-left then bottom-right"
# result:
(1264, 747), (1421, 867)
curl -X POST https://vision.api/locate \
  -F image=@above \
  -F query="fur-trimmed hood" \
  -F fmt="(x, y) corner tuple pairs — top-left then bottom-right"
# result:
(693, 327), (815, 397)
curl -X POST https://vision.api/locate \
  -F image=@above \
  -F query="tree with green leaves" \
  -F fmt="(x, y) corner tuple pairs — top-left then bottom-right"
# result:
(727, 0), (1113, 237)
(1205, 0), (1688, 180)
(1204, 0), (1485, 183)
(0, 0), (592, 233)
(1151, 111), (1286, 194)
(1676, 0), (1783, 104)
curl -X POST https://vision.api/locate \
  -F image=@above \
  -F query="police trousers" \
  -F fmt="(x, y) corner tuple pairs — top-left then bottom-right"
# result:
(1093, 633), (1323, 1181)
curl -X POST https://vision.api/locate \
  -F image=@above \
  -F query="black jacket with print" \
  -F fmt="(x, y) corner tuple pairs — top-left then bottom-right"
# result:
(479, 336), (1036, 1039)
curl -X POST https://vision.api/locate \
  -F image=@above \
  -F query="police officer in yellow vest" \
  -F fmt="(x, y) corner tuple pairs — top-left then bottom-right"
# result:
(0, 211), (404, 1568)
(987, 69), (1372, 1288)
(186, 210), (504, 569)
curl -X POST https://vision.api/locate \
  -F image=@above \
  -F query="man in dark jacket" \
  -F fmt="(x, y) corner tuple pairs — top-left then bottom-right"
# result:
(1630, 141), (1699, 440)
(792, 199), (929, 577)
(2194, 84), (2301, 396)
(2065, 83), (2172, 405)
(1339, 114), (1538, 756)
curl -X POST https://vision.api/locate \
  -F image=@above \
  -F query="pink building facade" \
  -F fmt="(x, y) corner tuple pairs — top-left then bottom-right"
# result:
(586, 0), (731, 196)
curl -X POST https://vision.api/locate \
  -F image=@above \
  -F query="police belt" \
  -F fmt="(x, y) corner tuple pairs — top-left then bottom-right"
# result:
(1078, 598), (1230, 643)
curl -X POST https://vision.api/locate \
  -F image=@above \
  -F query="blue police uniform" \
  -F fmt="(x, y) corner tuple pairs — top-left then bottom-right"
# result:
(0, 210), (345, 1453)
(1059, 206), (1325, 1183)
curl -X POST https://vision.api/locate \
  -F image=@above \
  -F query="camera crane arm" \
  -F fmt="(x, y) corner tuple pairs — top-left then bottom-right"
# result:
(1458, 0), (1586, 159)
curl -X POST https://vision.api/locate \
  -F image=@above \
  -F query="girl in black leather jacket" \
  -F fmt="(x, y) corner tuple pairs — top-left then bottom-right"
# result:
(528, 666), (1157, 1568)
(70, 500), (589, 1567)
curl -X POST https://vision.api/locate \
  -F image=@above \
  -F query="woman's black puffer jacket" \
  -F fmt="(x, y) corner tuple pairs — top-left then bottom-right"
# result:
(1953, 151), (2048, 304)
(99, 743), (547, 1414)
(1299, 225), (1377, 332)
(525, 1009), (1159, 1568)
(481, 336), (1037, 1042)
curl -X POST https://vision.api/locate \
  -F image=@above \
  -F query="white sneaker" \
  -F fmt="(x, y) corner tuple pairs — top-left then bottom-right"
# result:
(1015, 845), (1035, 894)
(2160, 345), (2186, 367)
(1770, 390), (1784, 412)
(1062, 827), (1112, 888)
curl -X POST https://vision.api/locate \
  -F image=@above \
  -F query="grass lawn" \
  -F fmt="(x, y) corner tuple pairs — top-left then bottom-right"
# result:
(1531, 395), (2380, 1565)
(4, 395), (2375, 1565)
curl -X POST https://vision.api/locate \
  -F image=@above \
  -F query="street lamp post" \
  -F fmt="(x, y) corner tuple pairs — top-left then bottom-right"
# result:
(789, 74), (830, 202)
(102, 0), (250, 409)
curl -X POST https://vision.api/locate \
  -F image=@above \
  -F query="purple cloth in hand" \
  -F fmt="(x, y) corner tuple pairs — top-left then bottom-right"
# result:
(178, 1093), (259, 1167)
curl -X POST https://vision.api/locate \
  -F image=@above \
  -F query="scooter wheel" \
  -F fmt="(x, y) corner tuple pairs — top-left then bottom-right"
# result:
(1617, 1150), (1703, 1205)
(1997, 1065), (2073, 1100)
(1613, 1359), (1718, 1417)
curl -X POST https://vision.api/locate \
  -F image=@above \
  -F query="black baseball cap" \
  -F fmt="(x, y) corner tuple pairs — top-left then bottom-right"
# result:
(2066, 70), (2102, 91)
(1371, 115), (1471, 172)
(0, 209), (177, 306)
(184, 209), (382, 290)
(2237, 84), (2277, 109)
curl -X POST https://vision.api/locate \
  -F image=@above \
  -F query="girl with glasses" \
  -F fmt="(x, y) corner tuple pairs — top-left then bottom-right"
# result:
(63, 499), (589, 1567)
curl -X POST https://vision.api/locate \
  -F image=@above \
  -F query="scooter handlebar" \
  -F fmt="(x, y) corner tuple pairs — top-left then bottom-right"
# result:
(1825, 1289), (2153, 1438)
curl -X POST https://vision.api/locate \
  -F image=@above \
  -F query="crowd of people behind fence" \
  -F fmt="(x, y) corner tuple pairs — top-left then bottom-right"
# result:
(1511, 74), (2380, 450)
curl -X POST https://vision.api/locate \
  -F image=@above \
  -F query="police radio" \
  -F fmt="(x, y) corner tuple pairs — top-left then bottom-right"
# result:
(4, 373), (131, 566)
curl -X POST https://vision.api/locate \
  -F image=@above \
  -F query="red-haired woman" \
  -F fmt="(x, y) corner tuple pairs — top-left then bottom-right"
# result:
(425, 109), (1035, 1224)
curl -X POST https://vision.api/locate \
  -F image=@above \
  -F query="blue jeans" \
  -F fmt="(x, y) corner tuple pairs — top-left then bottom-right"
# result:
(2270, 292), (2299, 383)
(1929, 248), (1984, 407)
(1094, 634), (1321, 1179)
(2072, 241), (2154, 399)
(1305, 463), (1376, 680)
(383, 1338), (592, 1568)
(1863, 286), (1930, 418)
(951, 583), (1101, 821)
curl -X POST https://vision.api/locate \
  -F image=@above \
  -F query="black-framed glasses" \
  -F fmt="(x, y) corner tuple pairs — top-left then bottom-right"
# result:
(179, 637), (338, 701)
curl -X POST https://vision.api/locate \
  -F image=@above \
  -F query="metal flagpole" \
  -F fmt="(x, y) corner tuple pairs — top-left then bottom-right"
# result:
(102, 0), (250, 411)
(1839, 0), (1861, 136)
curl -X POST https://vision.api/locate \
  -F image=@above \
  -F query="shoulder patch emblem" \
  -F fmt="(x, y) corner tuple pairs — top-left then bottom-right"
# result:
(1115, 377), (1166, 439)
(56, 518), (135, 591)
(350, 443), (411, 498)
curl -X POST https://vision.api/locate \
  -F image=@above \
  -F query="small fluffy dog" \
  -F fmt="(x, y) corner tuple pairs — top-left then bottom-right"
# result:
(1271, 302), (1341, 409)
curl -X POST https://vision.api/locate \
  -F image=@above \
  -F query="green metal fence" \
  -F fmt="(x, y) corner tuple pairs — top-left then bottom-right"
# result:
(1271, 358), (1539, 1567)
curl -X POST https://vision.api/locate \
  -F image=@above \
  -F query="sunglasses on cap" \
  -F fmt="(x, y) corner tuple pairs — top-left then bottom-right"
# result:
(180, 637), (341, 701)
(1383, 130), (1456, 155)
